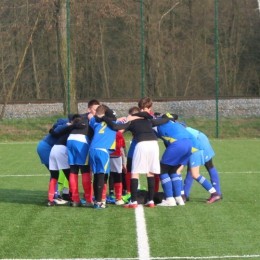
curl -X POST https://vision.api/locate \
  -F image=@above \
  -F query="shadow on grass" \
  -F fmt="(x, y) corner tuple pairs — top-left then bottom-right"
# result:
(0, 189), (48, 205)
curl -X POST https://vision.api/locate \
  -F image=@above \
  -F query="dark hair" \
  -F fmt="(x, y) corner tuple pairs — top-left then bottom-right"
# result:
(128, 106), (140, 115)
(71, 113), (82, 121)
(138, 97), (153, 110)
(88, 99), (100, 108)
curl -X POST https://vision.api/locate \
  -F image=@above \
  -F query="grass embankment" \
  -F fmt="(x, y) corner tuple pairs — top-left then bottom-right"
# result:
(0, 115), (259, 142)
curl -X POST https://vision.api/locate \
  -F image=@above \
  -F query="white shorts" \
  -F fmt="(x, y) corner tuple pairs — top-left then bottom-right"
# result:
(49, 145), (69, 170)
(110, 156), (122, 173)
(131, 141), (160, 174)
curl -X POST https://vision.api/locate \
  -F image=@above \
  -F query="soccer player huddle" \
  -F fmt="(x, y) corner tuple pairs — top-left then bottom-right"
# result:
(37, 97), (222, 209)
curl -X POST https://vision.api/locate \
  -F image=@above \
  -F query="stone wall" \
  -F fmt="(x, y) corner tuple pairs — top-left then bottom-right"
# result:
(1, 99), (260, 119)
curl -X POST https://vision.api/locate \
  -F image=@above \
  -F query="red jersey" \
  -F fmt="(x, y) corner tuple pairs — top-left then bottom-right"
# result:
(110, 131), (126, 157)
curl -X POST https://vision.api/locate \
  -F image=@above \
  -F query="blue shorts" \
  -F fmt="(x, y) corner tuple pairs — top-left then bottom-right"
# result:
(197, 132), (215, 162)
(37, 140), (52, 165)
(89, 148), (110, 174)
(67, 139), (90, 165)
(189, 149), (205, 168)
(161, 138), (192, 166)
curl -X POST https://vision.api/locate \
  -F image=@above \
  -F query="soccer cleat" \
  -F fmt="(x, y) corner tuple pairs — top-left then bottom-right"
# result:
(106, 196), (116, 204)
(122, 193), (131, 203)
(93, 202), (107, 209)
(124, 201), (138, 208)
(62, 194), (72, 202)
(46, 201), (56, 207)
(157, 199), (177, 207)
(53, 196), (69, 205)
(115, 199), (125, 205)
(175, 196), (185, 206)
(81, 201), (94, 207)
(145, 200), (155, 208)
(206, 193), (222, 204)
(181, 194), (189, 202)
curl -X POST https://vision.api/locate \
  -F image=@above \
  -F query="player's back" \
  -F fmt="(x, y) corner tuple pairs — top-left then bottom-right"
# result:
(89, 117), (117, 152)
(156, 120), (191, 142)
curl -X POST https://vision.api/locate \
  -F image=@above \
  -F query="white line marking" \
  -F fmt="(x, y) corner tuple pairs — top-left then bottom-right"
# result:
(1, 255), (260, 260)
(135, 205), (150, 260)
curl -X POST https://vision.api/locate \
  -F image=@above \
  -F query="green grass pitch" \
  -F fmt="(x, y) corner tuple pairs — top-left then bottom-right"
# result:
(0, 139), (260, 260)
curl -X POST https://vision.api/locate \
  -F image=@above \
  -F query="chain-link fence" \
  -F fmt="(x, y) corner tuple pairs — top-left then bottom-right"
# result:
(0, 1), (260, 108)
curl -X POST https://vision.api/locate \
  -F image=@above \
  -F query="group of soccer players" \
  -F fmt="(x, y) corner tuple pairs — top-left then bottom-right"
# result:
(37, 97), (222, 209)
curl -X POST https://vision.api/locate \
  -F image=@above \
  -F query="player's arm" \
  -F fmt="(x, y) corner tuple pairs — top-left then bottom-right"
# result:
(49, 124), (74, 138)
(150, 118), (170, 126)
(96, 116), (131, 131)
(132, 111), (153, 119)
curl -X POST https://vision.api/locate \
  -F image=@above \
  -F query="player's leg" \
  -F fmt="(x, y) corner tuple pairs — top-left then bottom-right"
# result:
(47, 170), (59, 206)
(80, 165), (93, 205)
(102, 174), (108, 203)
(145, 173), (155, 207)
(205, 159), (222, 196)
(124, 173), (139, 208)
(170, 164), (185, 206)
(69, 165), (80, 205)
(190, 162), (221, 203)
(182, 166), (194, 200)
(108, 172), (115, 197)
(93, 173), (106, 208)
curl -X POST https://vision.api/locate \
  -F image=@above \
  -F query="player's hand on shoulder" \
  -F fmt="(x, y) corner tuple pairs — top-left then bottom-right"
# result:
(117, 116), (127, 123)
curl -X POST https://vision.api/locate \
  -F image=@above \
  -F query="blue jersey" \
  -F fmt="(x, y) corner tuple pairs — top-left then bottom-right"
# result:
(155, 121), (203, 153)
(186, 127), (215, 162)
(127, 137), (137, 159)
(89, 117), (117, 153)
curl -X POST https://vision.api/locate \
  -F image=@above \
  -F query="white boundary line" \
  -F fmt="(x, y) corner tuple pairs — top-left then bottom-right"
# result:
(1, 255), (260, 260)
(135, 205), (150, 260)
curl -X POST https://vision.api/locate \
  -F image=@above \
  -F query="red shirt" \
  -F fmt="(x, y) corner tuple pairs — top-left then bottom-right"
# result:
(110, 131), (126, 157)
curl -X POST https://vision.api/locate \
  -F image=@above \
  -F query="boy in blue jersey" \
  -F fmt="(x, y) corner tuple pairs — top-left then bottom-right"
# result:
(67, 115), (94, 207)
(89, 105), (130, 209)
(180, 122), (222, 202)
(154, 114), (221, 205)
(37, 117), (70, 204)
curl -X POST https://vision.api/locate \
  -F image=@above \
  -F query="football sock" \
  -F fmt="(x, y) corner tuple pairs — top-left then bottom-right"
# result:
(125, 172), (131, 193)
(82, 173), (93, 203)
(48, 178), (57, 202)
(114, 183), (122, 200)
(58, 170), (65, 193)
(183, 170), (194, 197)
(102, 183), (107, 201)
(170, 173), (182, 197)
(154, 174), (160, 192)
(69, 173), (80, 202)
(94, 173), (104, 202)
(196, 175), (216, 193)
(160, 173), (173, 198)
(147, 176), (155, 201)
(209, 167), (221, 194)
(130, 178), (138, 202)
(109, 173), (114, 195)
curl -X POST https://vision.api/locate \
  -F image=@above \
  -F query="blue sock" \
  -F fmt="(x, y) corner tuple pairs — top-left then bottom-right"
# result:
(196, 175), (215, 192)
(170, 173), (182, 197)
(184, 171), (194, 197)
(209, 167), (221, 194)
(160, 173), (173, 198)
